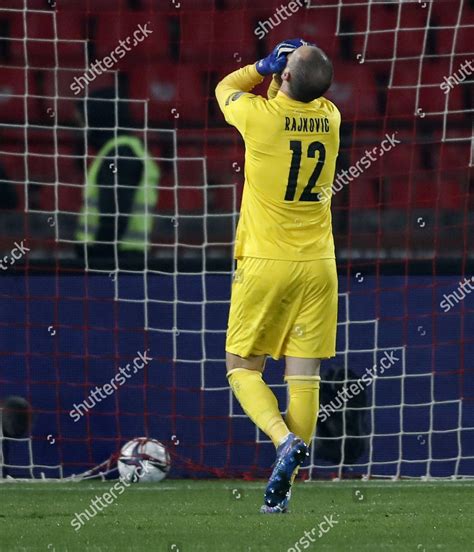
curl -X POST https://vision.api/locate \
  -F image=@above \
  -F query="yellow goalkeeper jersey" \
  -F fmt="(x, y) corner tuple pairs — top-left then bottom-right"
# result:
(216, 64), (340, 261)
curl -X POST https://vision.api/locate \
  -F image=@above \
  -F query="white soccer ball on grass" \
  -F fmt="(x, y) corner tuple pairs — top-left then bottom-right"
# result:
(117, 437), (171, 483)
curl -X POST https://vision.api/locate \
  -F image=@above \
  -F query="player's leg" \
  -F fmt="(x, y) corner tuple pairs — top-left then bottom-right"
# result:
(284, 357), (321, 447)
(283, 258), (338, 450)
(226, 352), (291, 448)
(261, 259), (337, 512)
(259, 359), (321, 513)
(226, 257), (293, 448)
(283, 358), (321, 489)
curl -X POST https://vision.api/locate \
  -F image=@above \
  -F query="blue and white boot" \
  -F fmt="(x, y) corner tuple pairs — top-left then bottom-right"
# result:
(260, 433), (308, 514)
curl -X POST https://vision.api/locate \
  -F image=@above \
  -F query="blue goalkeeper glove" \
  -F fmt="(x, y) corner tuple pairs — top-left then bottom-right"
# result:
(255, 38), (314, 76)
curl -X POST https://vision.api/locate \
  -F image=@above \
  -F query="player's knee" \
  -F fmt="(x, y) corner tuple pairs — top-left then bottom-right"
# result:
(285, 357), (321, 377)
(226, 351), (266, 373)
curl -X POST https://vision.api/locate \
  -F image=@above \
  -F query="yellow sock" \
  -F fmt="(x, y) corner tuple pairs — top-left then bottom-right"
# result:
(227, 368), (290, 447)
(284, 375), (321, 445)
(284, 375), (320, 484)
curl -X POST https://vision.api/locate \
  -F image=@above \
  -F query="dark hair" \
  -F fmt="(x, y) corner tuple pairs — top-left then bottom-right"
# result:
(289, 47), (333, 103)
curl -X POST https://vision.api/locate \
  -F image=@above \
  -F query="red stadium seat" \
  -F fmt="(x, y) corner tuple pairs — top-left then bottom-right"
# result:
(153, 144), (206, 213)
(93, 12), (170, 66)
(398, 3), (431, 29)
(387, 173), (467, 210)
(176, 143), (243, 212)
(179, 10), (257, 65)
(386, 61), (418, 118)
(329, 62), (379, 120)
(8, 11), (87, 68)
(346, 143), (381, 180)
(438, 143), (471, 171)
(361, 31), (396, 63)
(432, 0), (473, 29)
(139, 0), (215, 10)
(0, 0), (45, 7)
(57, 0), (127, 12)
(386, 177), (412, 209)
(455, 26), (473, 54)
(177, 156), (206, 188)
(388, 57), (466, 119)
(422, 59), (452, 85)
(0, 144), (83, 212)
(344, 4), (397, 61)
(0, 145), (25, 210)
(207, 146), (243, 213)
(157, 187), (173, 212)
(349, 1), (430, 62)
(177, 11), (213, 63)
(25, 145), (82, 212)
(437, 179), (466, 210)
(128, 63), (206, 126)
(396, 29), (427, 58)
(28, 147), (55, 185)
(210, 183), (240, 213)
(391, 60), (421, 88)
(261, 9), (338, 58)
(435, 27), (456, 54)
(389, 175), (466, 210)
(386, 57), (463, 120)
(413, 178), (440, 209)
(379, 142), (423, 179)
(418, 62), (464, 115)
(1, 146), (24, 182)
(41, 67), (117, 123)
(156, 185), (205, 213)
(346, 3), (398, 33)
(212, 11), (257, 64)
(151, 145), (176, 213)
(177, 187), (205, 213)
(38, 149), (84, 213)
(432, 140), (471, 187)
(143, 143), (167, 211)
(349, 178), (379, 209)
(174, 143), (242, 213)
(204, 144), (245, 186)
(0, 67), (41, 123)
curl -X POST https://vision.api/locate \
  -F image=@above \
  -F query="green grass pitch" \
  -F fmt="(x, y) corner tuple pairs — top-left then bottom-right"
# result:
(0, 480), (473, 551)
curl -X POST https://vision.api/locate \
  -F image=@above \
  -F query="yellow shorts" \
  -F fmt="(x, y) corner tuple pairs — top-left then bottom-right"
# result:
(226, 257), (338, 360)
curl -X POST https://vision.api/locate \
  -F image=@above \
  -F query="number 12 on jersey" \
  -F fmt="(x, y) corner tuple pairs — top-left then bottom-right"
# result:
(284, 140), (326, 202)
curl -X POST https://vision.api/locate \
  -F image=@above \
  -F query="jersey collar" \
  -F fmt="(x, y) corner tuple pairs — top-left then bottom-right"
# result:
(275, 90), (318, 109)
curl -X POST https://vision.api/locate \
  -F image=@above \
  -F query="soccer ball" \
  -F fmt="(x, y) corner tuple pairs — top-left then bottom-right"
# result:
(117, 437), (171, 483)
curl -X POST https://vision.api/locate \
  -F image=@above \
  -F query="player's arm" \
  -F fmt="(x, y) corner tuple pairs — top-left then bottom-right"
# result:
(215, 39), (308, 132)
(215, 64), (264, 132)
(215, 64), (264, 105)
(267, 73), (282, 99)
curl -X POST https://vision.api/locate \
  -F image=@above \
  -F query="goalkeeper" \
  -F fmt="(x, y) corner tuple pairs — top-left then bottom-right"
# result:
(215, 40), (340, 513)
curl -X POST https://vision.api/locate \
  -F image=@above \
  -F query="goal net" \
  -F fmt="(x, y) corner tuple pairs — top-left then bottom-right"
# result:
(0, 0), (472, 481)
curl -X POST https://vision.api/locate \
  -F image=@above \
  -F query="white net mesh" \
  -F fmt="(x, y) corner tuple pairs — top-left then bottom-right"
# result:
(0, 0), (472, 480)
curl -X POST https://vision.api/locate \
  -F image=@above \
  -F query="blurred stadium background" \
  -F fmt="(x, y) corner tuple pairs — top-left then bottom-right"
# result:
(0, 0), (473, 481)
